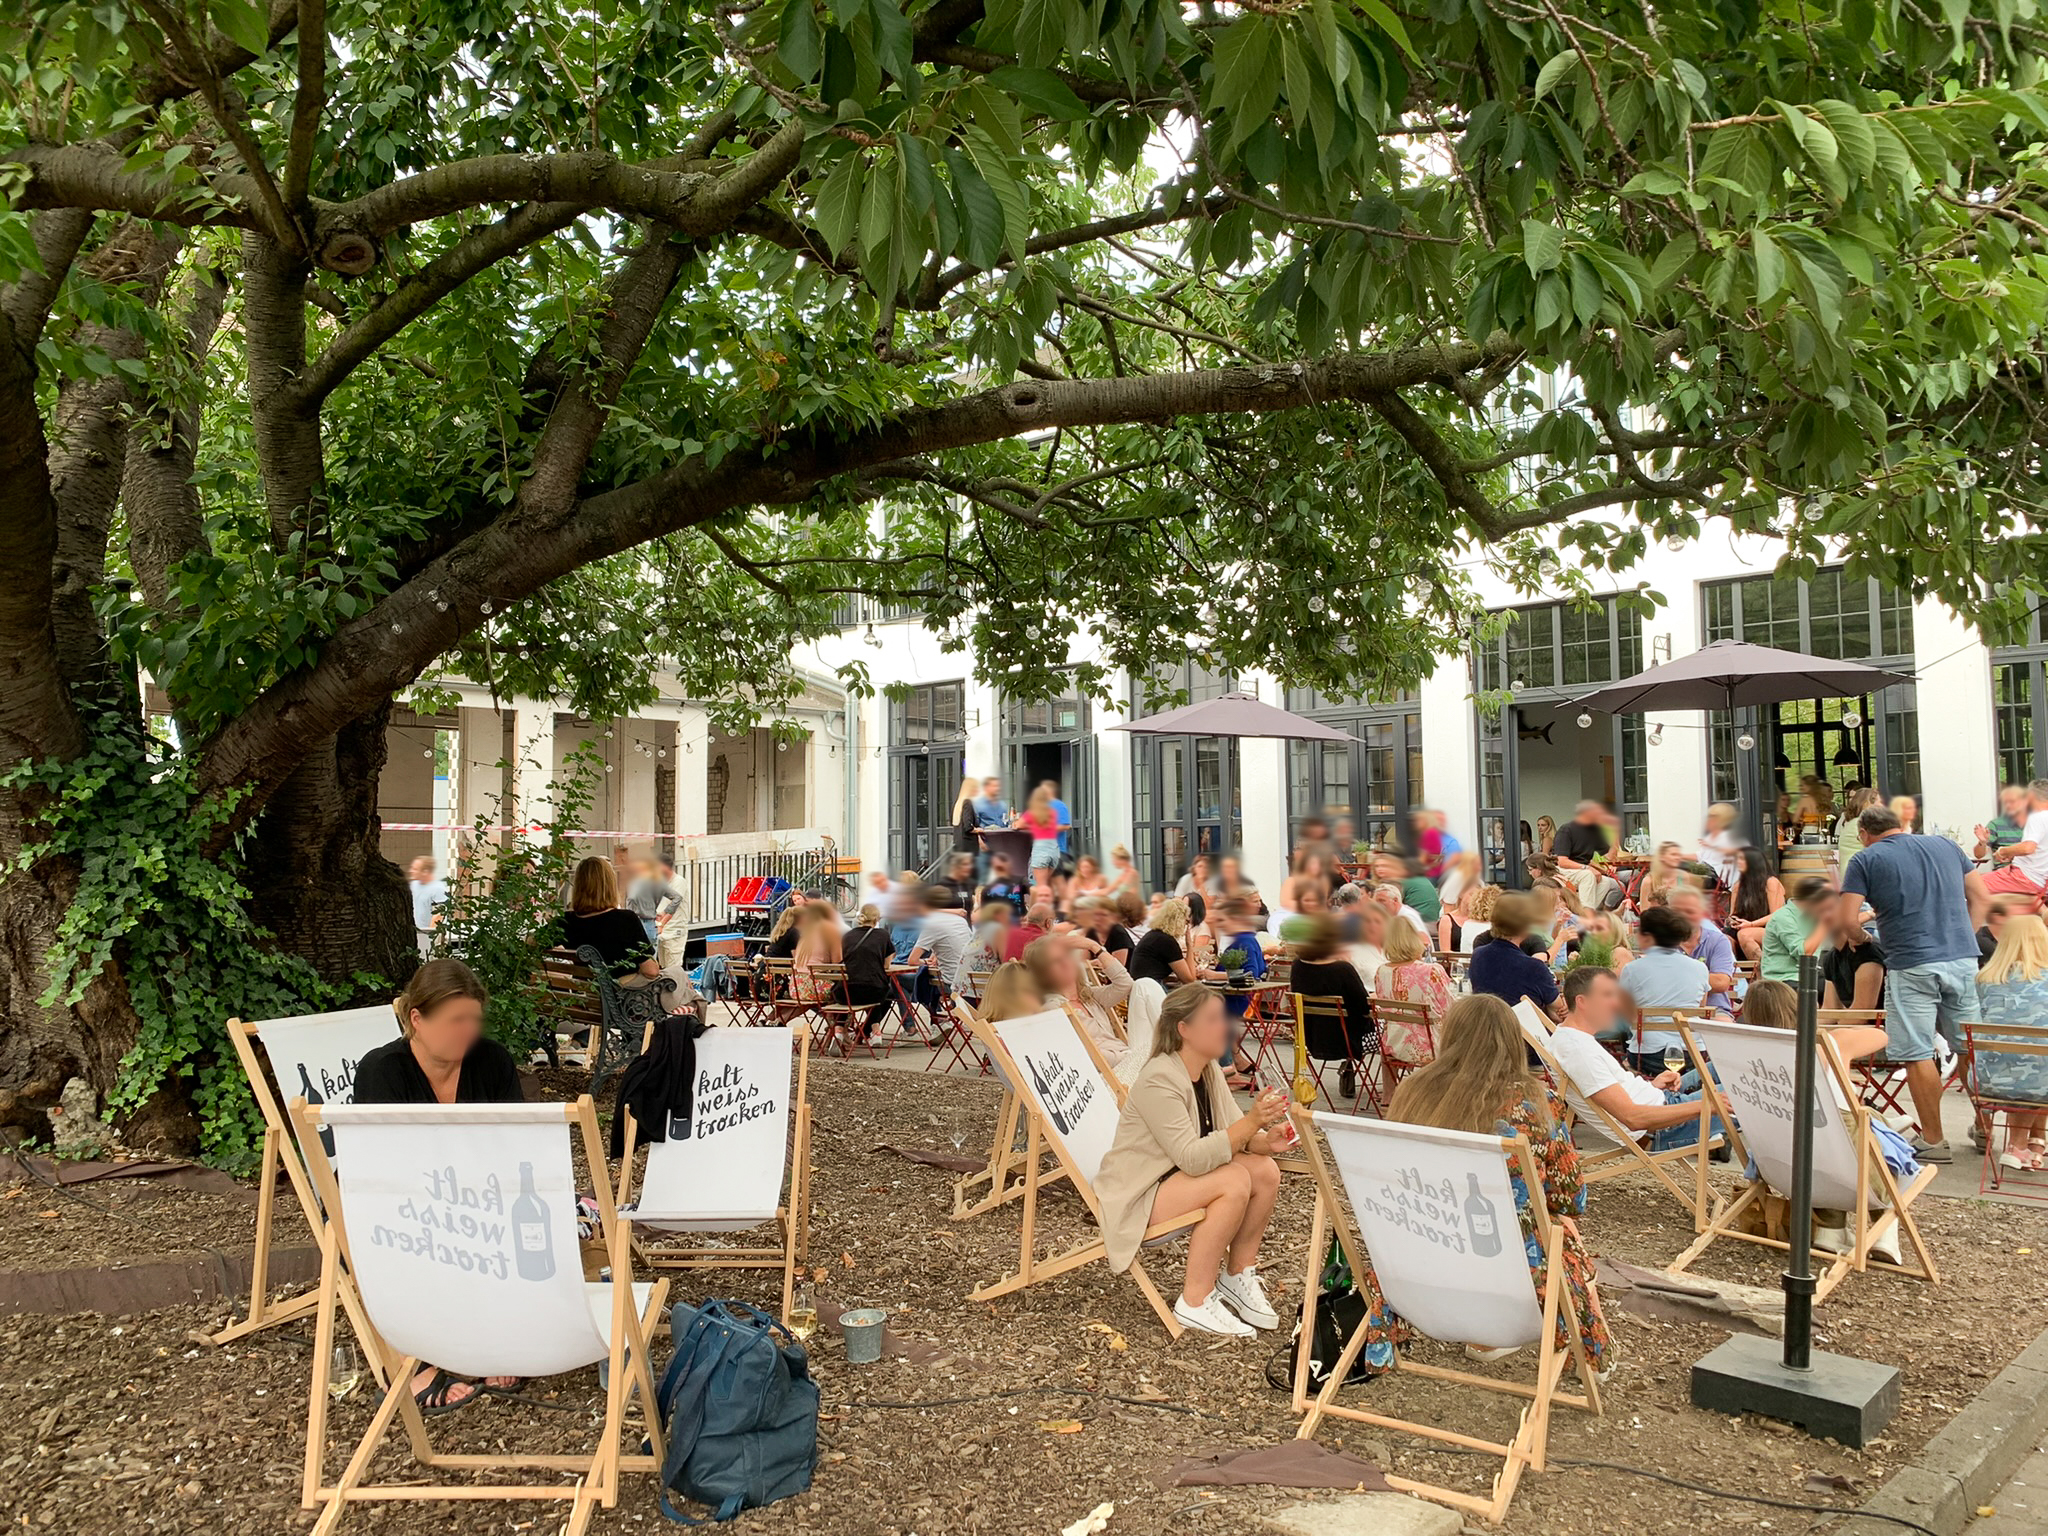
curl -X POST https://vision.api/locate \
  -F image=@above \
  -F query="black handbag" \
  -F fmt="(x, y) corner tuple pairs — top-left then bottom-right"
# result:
(1265, 1235), (1378, 1392)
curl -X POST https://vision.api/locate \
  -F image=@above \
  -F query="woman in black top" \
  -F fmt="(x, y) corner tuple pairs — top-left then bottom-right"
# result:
(560, 856), (698, 1016)
(1285, 913), (1378, 1099)
(350, 958), (523, 1412)
(839, 906), (896, 1040)
(1130, 899), (1224, 987)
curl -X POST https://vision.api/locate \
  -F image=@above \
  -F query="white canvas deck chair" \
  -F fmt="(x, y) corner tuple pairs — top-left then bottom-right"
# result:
(965, 1006), (1203, 1337)
(953, 1000), (1107, 1219)
(1514, 999), (1724, 1230)
(1667, 1018), (1939, 1301)
(216, 1004), (401, 1356)
(616, 1024), (811, 1322)
(290, 1096), (668, 1536)
(1288, 1105), (1602, 1525)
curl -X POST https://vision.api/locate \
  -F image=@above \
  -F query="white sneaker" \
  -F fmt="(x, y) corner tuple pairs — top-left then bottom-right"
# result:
(1464, 1343), (1523, 1363)
(1173, 1292), (1254, 1338)
(1813, 1210), (1850, 1256)
(1870, 1219), (1903, 1265)
(1213, 1268), (1279, 1330)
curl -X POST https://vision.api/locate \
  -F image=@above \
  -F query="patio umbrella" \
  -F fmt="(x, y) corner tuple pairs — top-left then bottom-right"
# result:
(1567, 639), (1911, 715)
(1107, 691), (1351, 742)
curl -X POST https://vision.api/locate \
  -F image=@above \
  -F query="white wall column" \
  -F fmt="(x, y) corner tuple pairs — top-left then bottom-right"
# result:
(1643, 578), (1711, 846)
(1419, 655), (1477, 848)
(1912, 597), (1995, 833)
(676, 704), (708, 839)
(511, 701), (555, 832)
(1094, 675), (1134, 864)
(1238, 738), (1290, 896)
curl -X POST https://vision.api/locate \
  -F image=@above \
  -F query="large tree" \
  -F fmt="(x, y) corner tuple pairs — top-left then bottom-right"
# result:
(3, 0), (2045, 1155)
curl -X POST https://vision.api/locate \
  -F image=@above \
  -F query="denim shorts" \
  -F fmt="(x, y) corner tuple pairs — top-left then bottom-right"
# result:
(1029, 839), (1060, 870)
(1886, 958), (1981, 1062)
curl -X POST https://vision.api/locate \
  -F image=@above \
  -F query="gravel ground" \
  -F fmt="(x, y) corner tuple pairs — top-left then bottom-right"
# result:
(3, 1059), (2046, 1535)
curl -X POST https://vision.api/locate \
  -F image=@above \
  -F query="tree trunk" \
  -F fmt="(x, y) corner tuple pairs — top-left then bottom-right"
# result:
(242, 702), (417, 992)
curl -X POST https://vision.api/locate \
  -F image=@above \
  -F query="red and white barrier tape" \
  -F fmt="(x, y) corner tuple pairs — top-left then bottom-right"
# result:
(380, 822), (704, 839)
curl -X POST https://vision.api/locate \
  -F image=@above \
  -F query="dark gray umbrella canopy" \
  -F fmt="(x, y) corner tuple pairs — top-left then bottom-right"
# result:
(1108, 691), (1351, 742)
(1569, 639), (1912, 715)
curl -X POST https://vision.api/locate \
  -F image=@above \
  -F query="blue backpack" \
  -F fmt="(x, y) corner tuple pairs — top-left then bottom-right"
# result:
(655, 1298), (819, 1523)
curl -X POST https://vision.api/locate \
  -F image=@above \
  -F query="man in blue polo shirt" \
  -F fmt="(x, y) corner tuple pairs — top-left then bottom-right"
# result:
(1839, 802), (1989, 1162)
(1619, 904), (1712, 1075)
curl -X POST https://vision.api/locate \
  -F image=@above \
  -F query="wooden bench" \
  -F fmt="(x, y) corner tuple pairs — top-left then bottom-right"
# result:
(538, 947), (604, 1068)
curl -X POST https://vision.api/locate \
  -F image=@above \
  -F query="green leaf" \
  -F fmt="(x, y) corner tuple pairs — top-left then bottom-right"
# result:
(1814, 100), (1876, 181)
(1522, 218), (1564, 275)
(944, 146), (1006, 268)
(1012, 0), (1068, 69)
(778, 0), (824, 81)
(987, 65), (1088, 120)
(1647, 233), (1696, 292)
(867, 0), (915, 81)
(1533, 51), (1579, 102)
(964, 124), (1030, 258)
(1212, 20), (1282, 144)
(1352, 0), (1418, 61)
(205, 0), (272, 57)
(812, 152), (865, 257)
(1752, 225), (1784, 305)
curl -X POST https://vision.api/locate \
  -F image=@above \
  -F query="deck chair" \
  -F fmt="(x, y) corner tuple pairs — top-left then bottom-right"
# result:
(216, 1004), (401, 1358)
(1288, 1104), (1602, 1525)
(617, 1024), (811, 1322)
(964, 1006), (1203, 1337)
(952, 999), (1105, 1219)
(1667, 1018), (1939, 1300)
(290, 1096), (667, 1536)
(1514, 1000), (1722, 1229)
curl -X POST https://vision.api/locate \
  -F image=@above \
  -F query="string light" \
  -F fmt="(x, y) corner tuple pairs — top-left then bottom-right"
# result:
(1576, 712), (1593, 728)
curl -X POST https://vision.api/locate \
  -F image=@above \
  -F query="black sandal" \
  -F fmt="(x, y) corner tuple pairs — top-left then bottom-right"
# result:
(413, 1368), (479, 1417)
(478, 1376), (529, 1399)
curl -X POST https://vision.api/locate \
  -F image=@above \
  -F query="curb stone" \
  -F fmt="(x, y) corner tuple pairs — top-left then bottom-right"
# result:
(1831, 1328), (2048, 1536)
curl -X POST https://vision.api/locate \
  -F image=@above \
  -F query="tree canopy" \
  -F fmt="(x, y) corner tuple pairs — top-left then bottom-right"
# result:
(3, 0), (2047, 1150)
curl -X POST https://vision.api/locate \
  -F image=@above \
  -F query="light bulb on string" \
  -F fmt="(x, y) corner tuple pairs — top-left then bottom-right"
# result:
(1649, 724), (1664, 745)
(1576, 712), (1592, 729)
(1736, 732), (1756, 752)
(1842, 710), (1863, 730)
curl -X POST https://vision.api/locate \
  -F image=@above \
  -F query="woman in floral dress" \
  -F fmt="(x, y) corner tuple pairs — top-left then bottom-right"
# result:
(1339, 993), (1612, 1375)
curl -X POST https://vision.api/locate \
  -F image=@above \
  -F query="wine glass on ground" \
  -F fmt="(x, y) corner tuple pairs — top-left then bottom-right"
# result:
(328, 1343), (363, 1401)
(788, 1281), (818, 1344)
(950, 1123), (969, 1157)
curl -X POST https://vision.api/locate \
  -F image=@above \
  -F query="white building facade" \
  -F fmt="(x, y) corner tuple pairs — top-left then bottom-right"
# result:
(804, 520), (2029, 897)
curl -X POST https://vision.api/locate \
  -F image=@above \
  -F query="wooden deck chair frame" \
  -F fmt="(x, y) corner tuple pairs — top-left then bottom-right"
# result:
(1286, 1103), (1602, 1525)
(963, 1007), (1203, 1337)
(953, 1000), (1116, 1219)
(214, 1008), (397, 1372)
(1516, 997), (1724, 1231)
(1963, 1021), (2048, 1198)
(1666, 1020), (1940, 1301)
(291, 1095), (669, 1536)
(616, 1021), (812, 1323)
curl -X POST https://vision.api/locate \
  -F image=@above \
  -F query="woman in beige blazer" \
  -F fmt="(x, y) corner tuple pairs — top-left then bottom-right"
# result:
(1093, 984), (1290, 1337)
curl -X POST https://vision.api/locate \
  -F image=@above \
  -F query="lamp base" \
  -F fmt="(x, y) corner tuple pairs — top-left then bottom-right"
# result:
(1690, 1333), (1902, 1447)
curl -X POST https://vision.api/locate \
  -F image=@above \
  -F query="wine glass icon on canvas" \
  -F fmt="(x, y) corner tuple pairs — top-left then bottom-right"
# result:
(512, 1162), (555, 1281)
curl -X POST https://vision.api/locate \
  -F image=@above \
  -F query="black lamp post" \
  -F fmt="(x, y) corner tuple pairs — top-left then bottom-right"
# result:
(1689, 953), (1902, 1443)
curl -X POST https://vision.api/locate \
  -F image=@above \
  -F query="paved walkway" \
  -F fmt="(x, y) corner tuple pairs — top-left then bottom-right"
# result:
(1967, 1444), (2048, 1536)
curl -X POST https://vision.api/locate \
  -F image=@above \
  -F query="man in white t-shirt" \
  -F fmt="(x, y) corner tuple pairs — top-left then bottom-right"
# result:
(408, 856), (448, 961)
(1550, 967), (1720, 1153)
(1983, 777), (2048, 908)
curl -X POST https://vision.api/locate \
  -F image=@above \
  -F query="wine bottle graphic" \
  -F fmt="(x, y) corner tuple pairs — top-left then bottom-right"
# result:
(1463, 1172), (1502, 1257)
(1029, 1055), (1073, 1137)
(297, 1065), (334, 1158)
(511, 1161), (555, 1281)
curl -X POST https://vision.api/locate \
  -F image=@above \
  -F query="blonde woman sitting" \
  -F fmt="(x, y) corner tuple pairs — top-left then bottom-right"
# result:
(1093, 985), (1291, 1337)
(1024, 930), (1133, 1068)
(1374, 915), (1452, 1066)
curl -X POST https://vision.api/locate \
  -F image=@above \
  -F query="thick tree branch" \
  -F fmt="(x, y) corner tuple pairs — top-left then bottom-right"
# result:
(193, 336), (1539, 824)
(126, 264), (230, 617)
(0, 209), (96, 352)
(131, 0), (298, 107)
(282, 0), (327, 212)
